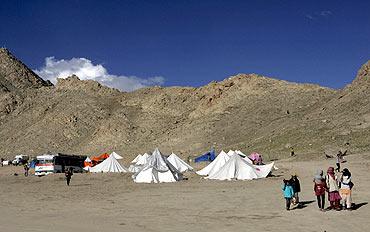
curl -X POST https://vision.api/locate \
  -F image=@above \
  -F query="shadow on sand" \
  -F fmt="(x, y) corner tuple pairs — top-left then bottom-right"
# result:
(351, 202), (368, 210)
(293, 200), (315, 210)
(269, 174), (283, 178)
(69, 183), (93, 187)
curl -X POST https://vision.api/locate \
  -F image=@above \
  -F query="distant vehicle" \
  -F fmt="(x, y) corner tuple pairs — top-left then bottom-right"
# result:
(35, 153), (86, 176)
(12, 154), (29, 165)
(2, 160), (10, 166)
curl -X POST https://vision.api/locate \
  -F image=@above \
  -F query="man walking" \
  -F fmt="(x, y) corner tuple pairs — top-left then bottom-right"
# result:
(24, 163), (30, 176)
(65, 168), (73, 186)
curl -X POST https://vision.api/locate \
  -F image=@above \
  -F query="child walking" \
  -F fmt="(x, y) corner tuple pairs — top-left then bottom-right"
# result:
(326, 167), (341, 210)
(313, 170), (327, 211)
(290, 174), (301, 205)
(282, 179), (294, 210)
(340, 168), (353, 210)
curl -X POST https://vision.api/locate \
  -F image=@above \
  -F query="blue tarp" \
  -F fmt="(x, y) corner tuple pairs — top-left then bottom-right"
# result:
(194, 149), (216, 163)
(29, 160), (36, 169)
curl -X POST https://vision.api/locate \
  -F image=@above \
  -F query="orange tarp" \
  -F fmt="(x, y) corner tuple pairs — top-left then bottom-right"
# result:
(91, 153), (109, 162)
(84, 161), (93, 167)
(90, 153), (110, 166)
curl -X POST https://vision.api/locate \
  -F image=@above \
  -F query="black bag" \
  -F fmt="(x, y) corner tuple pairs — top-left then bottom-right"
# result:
(349, 181), (354, 190)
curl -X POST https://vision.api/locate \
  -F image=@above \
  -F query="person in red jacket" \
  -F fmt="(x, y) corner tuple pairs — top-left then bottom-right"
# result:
(313, 170), (327, 211)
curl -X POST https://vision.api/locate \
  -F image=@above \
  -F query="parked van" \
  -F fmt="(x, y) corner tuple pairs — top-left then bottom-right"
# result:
(35, 153), (86, 176)
(12, 155), (29, 165)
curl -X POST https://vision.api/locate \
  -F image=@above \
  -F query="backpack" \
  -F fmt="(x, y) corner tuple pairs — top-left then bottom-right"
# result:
(349, 181), (354, 190)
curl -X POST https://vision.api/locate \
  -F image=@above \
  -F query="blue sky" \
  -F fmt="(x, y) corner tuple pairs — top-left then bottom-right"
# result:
(1, 0), (369, 91)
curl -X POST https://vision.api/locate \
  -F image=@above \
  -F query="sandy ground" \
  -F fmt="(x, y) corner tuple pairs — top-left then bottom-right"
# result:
(0, 153), (369, 232)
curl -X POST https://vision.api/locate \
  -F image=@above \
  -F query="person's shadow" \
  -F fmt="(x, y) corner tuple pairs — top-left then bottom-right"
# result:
(352, 202), (368, 210)
(294, 200), (315, 209)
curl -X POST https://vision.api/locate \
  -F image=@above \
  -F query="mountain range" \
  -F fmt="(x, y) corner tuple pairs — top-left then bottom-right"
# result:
(1, 48), (369, 161)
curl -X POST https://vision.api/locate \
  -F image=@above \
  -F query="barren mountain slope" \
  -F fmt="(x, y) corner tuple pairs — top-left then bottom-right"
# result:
(0, 48), (52, 118)
(302, 61), (370, 153)
(0, 49), (369, 161)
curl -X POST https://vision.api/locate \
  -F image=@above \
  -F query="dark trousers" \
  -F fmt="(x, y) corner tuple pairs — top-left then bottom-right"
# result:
(316, 194), (325, 209)
(66, 177), (71, 186)
(336, 163), (340, 172)
(285, 197), (292, 210)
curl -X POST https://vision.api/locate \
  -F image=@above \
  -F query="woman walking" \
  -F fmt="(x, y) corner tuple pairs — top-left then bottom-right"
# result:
(313, 170), (327, 211)
(65, 168), (73, 186)
(326, 167), (341, 210)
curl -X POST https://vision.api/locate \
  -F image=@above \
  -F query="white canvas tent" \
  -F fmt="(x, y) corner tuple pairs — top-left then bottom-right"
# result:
(227, 150), (254, 164)
(131, 154), (142, 163)
(235, 150), (247, 158)
(167, 153), (193, 173)
(136, 153), (150, 165)
(129, 153), (151, 173)
(242, 155), (253, 164)
(227, 150), (235, 156)
(206, 153), (274, 180)
(253, 162), (275, 178)
(133, 148), (182, 183)
(111, 151), (123, 160)
(196, 150), (230, 176)
(128, 164), (142, 173)
(84, 157), (91, 162)
(90, 154), (128, 173)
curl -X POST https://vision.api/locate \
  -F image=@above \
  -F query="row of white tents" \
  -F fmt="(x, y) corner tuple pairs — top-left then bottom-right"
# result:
(85, 148), (274, 183)
(197, 150), (274, 180)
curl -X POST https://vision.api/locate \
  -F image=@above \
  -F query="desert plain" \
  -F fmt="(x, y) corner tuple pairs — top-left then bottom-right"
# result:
(1, 153), (369, 232)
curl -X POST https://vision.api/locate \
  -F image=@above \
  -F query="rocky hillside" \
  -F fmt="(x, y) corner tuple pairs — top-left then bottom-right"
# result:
(0, 49), (369, 161)
(0, 48), (52, 117)
(0, 48), (51, 91)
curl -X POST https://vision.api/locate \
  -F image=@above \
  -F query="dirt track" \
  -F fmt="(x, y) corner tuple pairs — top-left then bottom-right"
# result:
(0, 154), (369, 232)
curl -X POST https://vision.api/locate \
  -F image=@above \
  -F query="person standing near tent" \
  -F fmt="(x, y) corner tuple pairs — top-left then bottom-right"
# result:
(340, 168), (353, 210)
(23, 163), (29, 177)
(282, 179), (294, 210)
(65, 168), (73, 186)
(290, 174), (301, 205)
(313, 170), (327, 211)
(326, 167), (341, 210)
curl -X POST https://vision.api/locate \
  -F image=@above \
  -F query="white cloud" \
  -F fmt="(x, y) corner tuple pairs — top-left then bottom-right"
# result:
(320, 10), (332, 17)
(305, 14), (315, 20)
(305, 10), (333, 20)
(34, 57), (165, 92)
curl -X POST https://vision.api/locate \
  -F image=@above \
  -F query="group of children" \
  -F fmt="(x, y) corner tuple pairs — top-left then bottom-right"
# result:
(282, 166), (354, 211)
(317, 167), (353, 211)
(282, 174), (301, 210)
